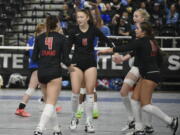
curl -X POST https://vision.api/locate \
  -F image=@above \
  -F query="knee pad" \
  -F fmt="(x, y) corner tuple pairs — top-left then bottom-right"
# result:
(25, 88), (35, 96)
(123, 79), (135, 87)
(86, 94), (94, 103)
(71, 93), (79, 101)
(80, 88), (86, 94)
(129, 66), (140, 78)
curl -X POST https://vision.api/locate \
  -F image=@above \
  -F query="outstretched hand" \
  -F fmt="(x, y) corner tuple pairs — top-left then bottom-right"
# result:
(112, 53), (123, 64)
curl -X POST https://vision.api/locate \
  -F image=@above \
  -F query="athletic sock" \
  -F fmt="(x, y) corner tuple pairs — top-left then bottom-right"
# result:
(51, 110), (60, 132)
(86, 94), (94, 122)
(143, 110), (152, 127)
(37, 104), (55, 131)
(19, 102), (26, 109)
(93, 102), (98, 111)
(131, 99), (143, 130)
(122, 96), (134, 122)
(142, 104), (172, 125)
(71, 93), (79, 117)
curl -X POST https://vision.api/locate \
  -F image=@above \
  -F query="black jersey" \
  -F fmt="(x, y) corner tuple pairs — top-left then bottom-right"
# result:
(32, 32), (71, 72)
(68, 25), (114, 58)
(113, 36), (161, 75)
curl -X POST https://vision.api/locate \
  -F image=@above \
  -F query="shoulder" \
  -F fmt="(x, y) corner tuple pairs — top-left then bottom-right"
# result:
(52, 32), (67, 41)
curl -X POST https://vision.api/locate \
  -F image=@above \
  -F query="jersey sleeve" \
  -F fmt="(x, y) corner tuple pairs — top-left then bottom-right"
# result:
(94, 27), (115, 47)
(61, 36), (72, 67)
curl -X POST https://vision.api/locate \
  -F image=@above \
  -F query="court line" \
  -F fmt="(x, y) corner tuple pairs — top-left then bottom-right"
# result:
(0, 95), (180, 103)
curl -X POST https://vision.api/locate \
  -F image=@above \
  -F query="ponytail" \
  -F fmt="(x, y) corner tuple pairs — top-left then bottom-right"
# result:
(46, 15), (59, 36)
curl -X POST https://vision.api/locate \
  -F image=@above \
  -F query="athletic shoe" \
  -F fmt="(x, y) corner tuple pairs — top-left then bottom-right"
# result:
(121, 120), (135, 132)
(85, 120), (95, 133)
(34, 127), (43, 135)
(34, 128), (43, 135)
(169, 117), (178, 135)
(56, 106), (62, 112)
(144, 125), (154, 134)
(15, 109), (31, 117)
(93, 109), (100, 119)
(69, 117), (79, 130)
(53, 131), (62, 135)
(34, 131), (42, 135)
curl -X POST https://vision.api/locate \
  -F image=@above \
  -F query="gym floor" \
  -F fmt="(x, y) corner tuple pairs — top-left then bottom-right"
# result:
(0, 89), (180, 135)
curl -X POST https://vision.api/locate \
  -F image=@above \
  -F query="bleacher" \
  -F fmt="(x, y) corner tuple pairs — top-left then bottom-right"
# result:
(0, 0), (180, 47)
(0, 0), (64, 46)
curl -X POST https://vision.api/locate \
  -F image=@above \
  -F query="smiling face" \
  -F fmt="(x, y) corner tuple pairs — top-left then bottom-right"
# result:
(76, 11), (89, 27)
(133, 11), (145, 24)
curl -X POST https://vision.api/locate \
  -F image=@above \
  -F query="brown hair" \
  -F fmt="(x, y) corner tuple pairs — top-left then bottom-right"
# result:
(76, 9), (94, 25)
(139, 22), (153, 37)
(90, 5), (103, 28)
(46, 15), (59, 36)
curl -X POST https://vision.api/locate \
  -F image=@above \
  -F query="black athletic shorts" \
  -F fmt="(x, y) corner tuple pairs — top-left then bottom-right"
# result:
(38, 68), (62, 84)
(72, 55), (97, 72)
(141, 71), (161, 84)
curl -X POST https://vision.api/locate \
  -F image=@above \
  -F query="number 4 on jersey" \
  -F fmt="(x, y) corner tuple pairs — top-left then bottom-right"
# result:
(45, 37), (53, 50)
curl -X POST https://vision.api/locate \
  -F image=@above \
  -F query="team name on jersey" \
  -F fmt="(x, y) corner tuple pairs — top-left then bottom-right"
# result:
(41, 50), (56, 56)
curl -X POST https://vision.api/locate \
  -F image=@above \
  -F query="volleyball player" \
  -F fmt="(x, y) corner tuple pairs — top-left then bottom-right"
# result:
(32, 15), (74, 135)
(98, 22), (179, 135)
(75, 5), (110, 119)
(68, 9), (114, 133)
(15, 23), (45, 117)
(112, 9), (154, 134)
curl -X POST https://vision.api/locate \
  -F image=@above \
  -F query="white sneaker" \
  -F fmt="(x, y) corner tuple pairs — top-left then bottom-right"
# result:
(34, 127), (43, 135)
(69, 117), (79, 130)
(85, 120), (95, 133)
(53, 125), (62, 135)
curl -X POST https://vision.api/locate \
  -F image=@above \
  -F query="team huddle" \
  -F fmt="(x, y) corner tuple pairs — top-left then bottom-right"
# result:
(14, 7), (178, 135)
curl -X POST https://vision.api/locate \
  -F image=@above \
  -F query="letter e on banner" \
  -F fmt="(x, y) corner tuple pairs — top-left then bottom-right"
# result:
(13, 54), (23, 68)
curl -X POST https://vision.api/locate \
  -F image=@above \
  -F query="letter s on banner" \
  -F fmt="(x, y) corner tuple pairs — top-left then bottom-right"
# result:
(168, 55), (180, 71)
